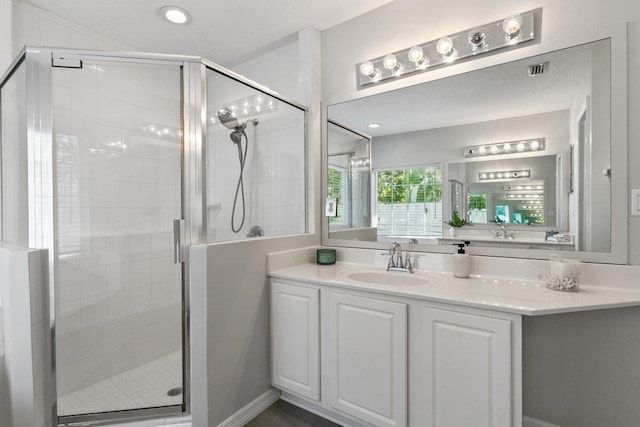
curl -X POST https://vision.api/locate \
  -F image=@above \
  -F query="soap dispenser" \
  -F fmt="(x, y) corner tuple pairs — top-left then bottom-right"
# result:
(452, 241), (471, 278)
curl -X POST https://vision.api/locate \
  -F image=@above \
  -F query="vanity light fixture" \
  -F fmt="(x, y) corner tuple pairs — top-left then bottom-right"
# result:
(479, 169), (531, 181)
(356, 9), (537, 89)
(160, 6), (192, 25)
(464, 138), (545, 158)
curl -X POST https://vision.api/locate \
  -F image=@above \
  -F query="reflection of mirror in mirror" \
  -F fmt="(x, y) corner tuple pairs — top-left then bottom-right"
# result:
(326, 39), (611, 254)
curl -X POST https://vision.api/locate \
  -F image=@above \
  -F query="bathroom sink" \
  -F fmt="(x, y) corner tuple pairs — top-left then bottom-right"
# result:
(346, 271), (428, 286)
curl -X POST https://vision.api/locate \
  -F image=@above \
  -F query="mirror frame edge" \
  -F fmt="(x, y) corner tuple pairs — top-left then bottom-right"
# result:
(322, 25), (629, 264)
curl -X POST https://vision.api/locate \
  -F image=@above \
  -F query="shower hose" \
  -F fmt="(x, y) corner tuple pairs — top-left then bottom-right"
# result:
(232, 129), (248, 233)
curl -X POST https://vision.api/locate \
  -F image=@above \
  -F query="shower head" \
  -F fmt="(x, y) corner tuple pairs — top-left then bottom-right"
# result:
(217, 107), (246, 131)
(230, 129), (243, 144)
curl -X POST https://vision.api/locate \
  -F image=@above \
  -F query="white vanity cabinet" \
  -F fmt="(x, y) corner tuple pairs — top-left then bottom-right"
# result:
(325, 291), (407, 427)
(270, 278), (521, 427)
(415, 305), (516, 427)
(270, 280), (320, 400)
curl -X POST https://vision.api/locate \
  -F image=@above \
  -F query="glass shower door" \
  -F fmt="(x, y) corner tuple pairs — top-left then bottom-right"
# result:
(51, 58), (184, 420)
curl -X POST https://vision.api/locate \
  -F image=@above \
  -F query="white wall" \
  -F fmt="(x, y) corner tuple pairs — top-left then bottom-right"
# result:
(0, 245), (48, 427)
(372, 111), (569, 169)
(322, 0), (640, 264)
(10, 0), (136, 56)
(0, 0), (11, 73)
(524, 307), (640, 426)
(190, 27), (322, 427)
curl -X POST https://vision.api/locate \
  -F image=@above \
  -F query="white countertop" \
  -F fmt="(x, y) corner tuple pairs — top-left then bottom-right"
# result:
(269, 262), (640, 316)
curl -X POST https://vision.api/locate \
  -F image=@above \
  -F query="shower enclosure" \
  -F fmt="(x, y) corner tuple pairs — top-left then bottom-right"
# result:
(0, 47), (306, 425)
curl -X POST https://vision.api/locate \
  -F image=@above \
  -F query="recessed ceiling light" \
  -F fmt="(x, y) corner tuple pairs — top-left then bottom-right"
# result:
(160, 6), (192, 25)
(368, 122), (381, 128)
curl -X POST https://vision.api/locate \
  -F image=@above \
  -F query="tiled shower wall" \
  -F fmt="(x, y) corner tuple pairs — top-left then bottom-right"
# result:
(206, 40), (307, 242)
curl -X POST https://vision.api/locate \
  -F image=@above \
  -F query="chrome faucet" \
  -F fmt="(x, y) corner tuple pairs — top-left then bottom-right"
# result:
(387, 242), (413, 273)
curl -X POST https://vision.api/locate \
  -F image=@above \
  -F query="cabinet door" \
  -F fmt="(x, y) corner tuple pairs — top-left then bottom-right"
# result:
(422, 307), (511, 427)
(327, 291), (407, 427)
(271, 281), (320, 400)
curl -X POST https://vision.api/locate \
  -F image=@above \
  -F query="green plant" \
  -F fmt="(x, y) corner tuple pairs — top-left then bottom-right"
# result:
(447, 211), (467, 227)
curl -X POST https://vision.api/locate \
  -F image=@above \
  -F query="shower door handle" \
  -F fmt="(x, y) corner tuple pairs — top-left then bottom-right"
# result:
(173, 219), (185, 263)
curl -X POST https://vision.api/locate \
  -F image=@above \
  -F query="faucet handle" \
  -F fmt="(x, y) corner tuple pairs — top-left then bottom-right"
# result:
(405, 254), (413, 273)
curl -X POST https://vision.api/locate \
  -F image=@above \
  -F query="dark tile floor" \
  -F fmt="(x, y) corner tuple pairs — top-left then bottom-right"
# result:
(245, 400), (340, 427)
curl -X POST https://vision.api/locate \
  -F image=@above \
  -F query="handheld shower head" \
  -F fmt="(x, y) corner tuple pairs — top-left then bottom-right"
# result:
(230, 129), (243, 144)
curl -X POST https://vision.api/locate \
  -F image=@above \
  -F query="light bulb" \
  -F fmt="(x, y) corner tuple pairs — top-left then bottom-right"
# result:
(436, 37), (454, 56)
(530, 140), (540, 150)
(516, 142), (525, 152)
(408, 46), (423, 62)
(480, 173), (487, 179)
(503, 143), (512, 152)
(382, 54), (402, 75)
(468, 30), (486, 49)
(408, 46), (429, 68)
(489, 173), (495, 179)
(478, 146), (487, 154)
(490, 145), (499, 154)
(359, 61), (378, 78)
(503, 14), (523, 39)
(496, 173), (503, 178)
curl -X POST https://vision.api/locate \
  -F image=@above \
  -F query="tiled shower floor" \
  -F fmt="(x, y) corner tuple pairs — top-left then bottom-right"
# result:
(58, 351), (183, 416)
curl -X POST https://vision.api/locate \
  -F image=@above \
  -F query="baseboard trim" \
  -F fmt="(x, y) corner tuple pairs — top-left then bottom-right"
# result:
(280, 391), (365, 427)
(217, 388), (280, 427)
(523, 415), (561, 427)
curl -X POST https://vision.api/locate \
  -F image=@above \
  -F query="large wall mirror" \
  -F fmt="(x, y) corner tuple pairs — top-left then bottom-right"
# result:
(323, 37), (628, 263)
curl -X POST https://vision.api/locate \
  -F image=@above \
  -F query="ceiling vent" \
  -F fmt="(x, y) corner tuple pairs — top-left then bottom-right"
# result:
(528, 61), (549, 76)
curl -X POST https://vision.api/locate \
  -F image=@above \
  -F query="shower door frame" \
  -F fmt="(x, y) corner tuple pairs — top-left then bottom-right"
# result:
(12, 47), (208, 426)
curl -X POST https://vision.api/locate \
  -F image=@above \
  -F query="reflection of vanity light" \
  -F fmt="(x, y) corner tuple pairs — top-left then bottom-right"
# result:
(464, 138), (545, 157)
(503, 183), (544, 193)
(368, 122), (381, 128)
(507, 193), (542, 199)
(479, 169), (531, 181)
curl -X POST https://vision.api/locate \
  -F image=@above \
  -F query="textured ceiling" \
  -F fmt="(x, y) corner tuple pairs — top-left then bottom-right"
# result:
(329, 42), (596, 137)
(24, 0), (395, 66)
